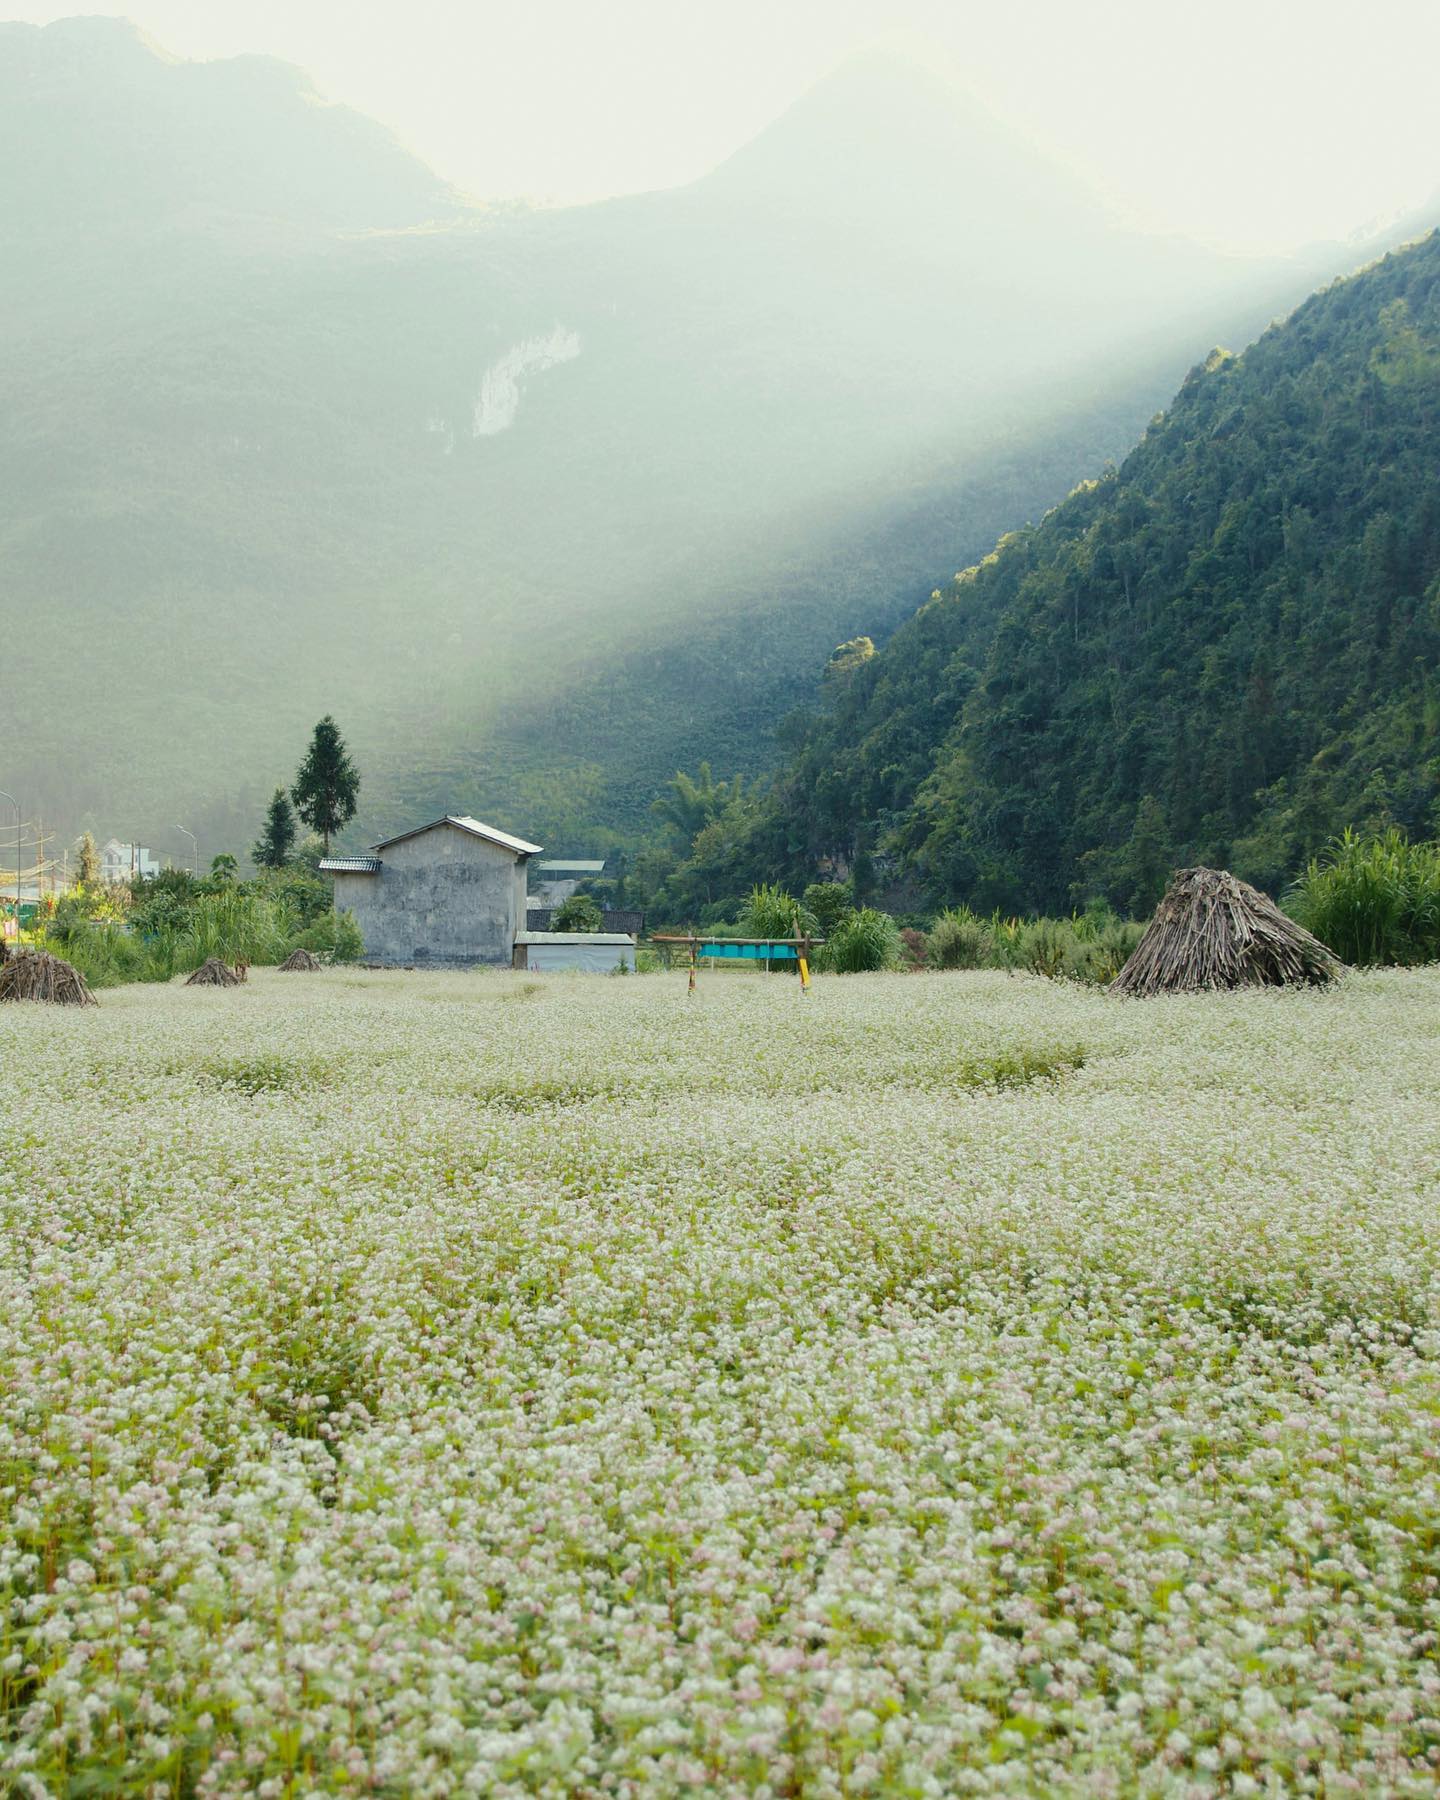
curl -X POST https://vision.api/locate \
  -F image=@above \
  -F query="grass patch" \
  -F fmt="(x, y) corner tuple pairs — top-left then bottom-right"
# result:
(198, 1053), (335, 1095)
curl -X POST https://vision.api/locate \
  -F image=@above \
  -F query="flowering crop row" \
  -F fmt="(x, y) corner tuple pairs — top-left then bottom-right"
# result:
(3, 967), (1438, 1795)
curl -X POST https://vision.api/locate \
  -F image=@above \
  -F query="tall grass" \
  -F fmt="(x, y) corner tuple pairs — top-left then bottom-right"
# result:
(177, 891), (295, 971)
(820, 908), (901, 973)
(926, 906), (1142, 985)
(1287, 828), (1440, 966)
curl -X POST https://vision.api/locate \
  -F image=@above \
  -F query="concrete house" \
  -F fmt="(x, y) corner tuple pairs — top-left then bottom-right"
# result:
(320, 815), (542, 967)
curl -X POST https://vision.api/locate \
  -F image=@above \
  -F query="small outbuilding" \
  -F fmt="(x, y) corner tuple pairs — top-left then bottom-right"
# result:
(322, 814), (542, 968)
(513, 931), (636, 973)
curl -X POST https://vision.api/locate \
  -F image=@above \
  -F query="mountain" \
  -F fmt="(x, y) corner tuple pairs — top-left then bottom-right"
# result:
(0, 15), (459, 236)
(773, 229), (1440, 913)
(0, 22), (1413, 862)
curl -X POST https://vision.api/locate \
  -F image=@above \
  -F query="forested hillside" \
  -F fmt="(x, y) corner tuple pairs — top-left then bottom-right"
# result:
(776, 231), (1440, 912)
(1, 19), (1386, 858)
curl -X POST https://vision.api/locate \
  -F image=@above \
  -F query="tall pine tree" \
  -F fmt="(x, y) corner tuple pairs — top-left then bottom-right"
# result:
(252, 788), (297, 870)
(291, 718), (360, 854)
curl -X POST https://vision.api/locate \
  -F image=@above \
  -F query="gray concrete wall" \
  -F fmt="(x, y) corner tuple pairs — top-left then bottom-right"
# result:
(334, 826), (527, 966)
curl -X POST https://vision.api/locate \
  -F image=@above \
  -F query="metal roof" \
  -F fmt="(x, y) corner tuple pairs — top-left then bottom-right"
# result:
(370, 815), (543, 857)
(535, 859), (606, 872)
(319, 856), (382, 874)
(514, 931), (636, 945)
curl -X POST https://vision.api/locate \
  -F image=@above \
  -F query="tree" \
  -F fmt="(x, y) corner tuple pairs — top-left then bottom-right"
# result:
(252, 788), (297, 870)
(553, 894), (602, 932)
(291, 716), (360, 854)
(210, 853), (238, 884)
(76, 832), (99, 887)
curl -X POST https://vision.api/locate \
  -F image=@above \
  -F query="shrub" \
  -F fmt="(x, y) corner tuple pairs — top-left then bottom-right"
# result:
(821, 908), (901, 973)
(741, 884), (815, 940)
(1287, 829), (1440, 966)
(554, 894), (603, 933)
(801, 882), (853, 937)
(927, 907), (993, 970)
(292, 910), (365, 963)
(178, 892), (291, 971)
(899, 926), (928, 968)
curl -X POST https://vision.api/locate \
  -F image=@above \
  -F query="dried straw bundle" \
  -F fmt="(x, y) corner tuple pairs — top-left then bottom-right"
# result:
(278, 948), (322, 972)
(186, 957), (242, 987)
(1111, 866), (1342, 997)
(0, 949), (97, 1006)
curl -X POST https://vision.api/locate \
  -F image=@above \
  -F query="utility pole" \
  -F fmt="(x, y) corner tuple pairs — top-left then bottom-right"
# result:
(175, 824), (198, 877)
(0, 789), (17, 942)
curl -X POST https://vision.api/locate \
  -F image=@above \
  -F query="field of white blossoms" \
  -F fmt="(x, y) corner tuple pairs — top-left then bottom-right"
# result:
(3, 965), (1440, 1797)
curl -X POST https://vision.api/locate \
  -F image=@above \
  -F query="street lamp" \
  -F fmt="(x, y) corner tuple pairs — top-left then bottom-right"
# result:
(175, 825), (198, 877)
(0, 788), (18, 943)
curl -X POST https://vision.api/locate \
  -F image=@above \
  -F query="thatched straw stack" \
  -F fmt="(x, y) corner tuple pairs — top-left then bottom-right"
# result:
(0, 949), (97, 1006)
(1111, 866), (1342, 997)
(278, 948), (322, 972)
(186, 957), (242, 987)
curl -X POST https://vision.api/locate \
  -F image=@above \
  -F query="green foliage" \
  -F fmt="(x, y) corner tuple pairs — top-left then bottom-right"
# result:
(253, 788), (297, 870)
(178, 892), (293, 969)
(773, 231), (1440, 912)
(209, 853), (238, 884)
(1287, 828), (1440, 966)
(741, 884), (815, 940)
(650, 765), (747, 847)
(36, 923), (173, 989)
(291, 909), (365, 963)
(926, 905), (1141, 984)
(553, 894), (603, 933)
(252, 867), (334, 928)
(801, 882), (853, 937)
(75, 832), (99, 887)
(292, 716), (360, 853)
(819, 908), (901, 974)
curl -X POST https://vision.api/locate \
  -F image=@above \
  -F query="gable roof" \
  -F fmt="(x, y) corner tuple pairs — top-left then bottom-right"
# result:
(370, 815), (543, 857)
(319, 856), (383, 874)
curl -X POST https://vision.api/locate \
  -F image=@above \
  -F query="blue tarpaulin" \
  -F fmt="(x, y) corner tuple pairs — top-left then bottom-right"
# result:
(697, 942), (799, 960)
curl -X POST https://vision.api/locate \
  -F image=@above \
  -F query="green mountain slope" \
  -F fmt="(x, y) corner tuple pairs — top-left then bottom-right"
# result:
(1, 21), (1416, 861)
(776, 230), (1440, 911)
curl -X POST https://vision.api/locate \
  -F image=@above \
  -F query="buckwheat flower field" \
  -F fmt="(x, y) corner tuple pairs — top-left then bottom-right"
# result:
(4, 967), (1440, 1797)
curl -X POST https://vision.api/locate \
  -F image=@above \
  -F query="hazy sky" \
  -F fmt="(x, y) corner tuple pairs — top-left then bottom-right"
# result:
(10, 0), (1440, 251)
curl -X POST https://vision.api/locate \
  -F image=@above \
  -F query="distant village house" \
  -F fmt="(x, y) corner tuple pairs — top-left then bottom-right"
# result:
(101, 840), (159, 883)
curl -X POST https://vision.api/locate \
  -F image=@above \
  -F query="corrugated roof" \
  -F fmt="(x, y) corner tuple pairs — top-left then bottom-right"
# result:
(514, 931), (636, 945)
(319, 856), (382, 874)
(535, 859), (606, 873)
(370, 815), (543, 857)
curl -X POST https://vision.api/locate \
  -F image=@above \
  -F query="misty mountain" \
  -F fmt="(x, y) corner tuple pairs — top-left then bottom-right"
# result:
(1, 19), (1415, 860)
(772, 229), (1440, 913)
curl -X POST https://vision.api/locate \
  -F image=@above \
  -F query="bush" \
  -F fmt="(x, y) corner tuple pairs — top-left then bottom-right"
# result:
(820, 908), (901, 973)
(927, 906), (993, 970)
(1287, 828), (1440, 966)
(291, 910), (365, 963)
(36, 922), (173, 988)
(899, 926), (928, 968)
(741, 884), (815, 939)
(178, 892), (292, 971)
(801, 882), (853, 937)
(554, 894), (603, 933)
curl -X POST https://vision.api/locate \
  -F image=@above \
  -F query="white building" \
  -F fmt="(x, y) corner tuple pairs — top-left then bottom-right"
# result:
(512, 931), (636, 973)
(100, 840), (159, 883)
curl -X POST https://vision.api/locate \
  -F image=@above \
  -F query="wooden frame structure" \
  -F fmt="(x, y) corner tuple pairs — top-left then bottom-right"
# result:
(650, 934), (823, 992)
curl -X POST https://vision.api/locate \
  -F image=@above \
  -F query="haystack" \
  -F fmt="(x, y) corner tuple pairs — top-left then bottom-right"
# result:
(278, 948), (322, 972)
(1111, 866), (1341, 997)
(186, 957), (242, 987)
(0, 949), (97, 1006)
